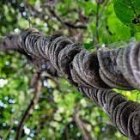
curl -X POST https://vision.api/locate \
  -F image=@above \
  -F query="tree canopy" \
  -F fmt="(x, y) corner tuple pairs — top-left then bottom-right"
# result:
(0, 0), (140, 140)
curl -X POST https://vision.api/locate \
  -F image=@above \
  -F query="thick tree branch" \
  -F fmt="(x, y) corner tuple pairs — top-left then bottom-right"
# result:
(0, 29), (140, 139)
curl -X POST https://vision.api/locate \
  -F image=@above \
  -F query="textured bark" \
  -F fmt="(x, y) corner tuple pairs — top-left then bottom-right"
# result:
(0, 28), (140, 139)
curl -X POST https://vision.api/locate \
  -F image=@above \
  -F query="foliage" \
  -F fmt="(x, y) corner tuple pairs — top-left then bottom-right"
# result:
(113, 0), (140, 26)
(0, 0), (140, 140)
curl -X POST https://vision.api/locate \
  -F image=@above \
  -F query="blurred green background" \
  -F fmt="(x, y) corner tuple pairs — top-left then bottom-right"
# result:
(0, 0), (140, 139)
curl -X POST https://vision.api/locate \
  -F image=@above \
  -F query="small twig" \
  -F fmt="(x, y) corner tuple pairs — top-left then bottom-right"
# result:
(15, 72), (42, 140)
(25, 2), (87, 30)
(73, 107), (93, 140)
(99, 0), (110, 16)
(95, 3), (100, 46)
(48, 7), (87, 30)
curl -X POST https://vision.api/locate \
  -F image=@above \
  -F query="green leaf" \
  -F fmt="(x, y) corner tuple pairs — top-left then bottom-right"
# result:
(113, 0), (140, 26)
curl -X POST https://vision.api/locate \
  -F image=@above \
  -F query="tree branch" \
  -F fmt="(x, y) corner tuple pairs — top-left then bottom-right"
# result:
(1, 29), (140, 139)
(73, 107), (93, 140)
(15, 72), (42, 140)
(47, 7), (87, 30)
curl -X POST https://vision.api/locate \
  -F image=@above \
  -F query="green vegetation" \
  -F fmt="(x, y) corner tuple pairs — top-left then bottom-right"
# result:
(0, 0), (140, 139)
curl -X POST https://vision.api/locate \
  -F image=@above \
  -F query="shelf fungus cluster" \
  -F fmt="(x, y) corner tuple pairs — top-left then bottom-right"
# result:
(0, 29), (140, 139)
